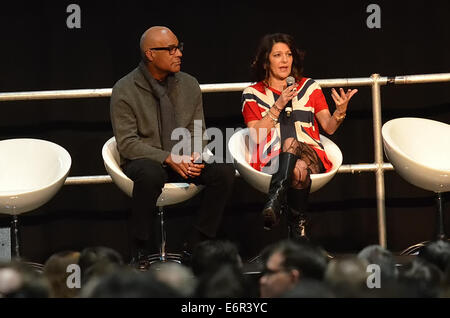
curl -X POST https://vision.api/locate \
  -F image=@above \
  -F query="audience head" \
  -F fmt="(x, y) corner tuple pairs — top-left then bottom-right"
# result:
(418, 239), (450, 273)
(325, 256), (371, 297)
(43, 250), (80, 298)
(398, 258), (443, 298)
(195, 264), (250, 298)
(150, 262), (197, 297)
(281, 278), (335, 298)
(0, 261), (49, 298)
(85, 268), (181, 298)
(78, 246), (124, 285)
(259, 240), (328, 298)
(357, 245), (398, 281)
(191, 240), (243, 277)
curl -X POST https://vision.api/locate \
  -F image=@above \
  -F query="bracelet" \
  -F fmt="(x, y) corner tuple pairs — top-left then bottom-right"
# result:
(268, 108), (279, 118)
(272, 103), (283, 113)
(334, 111), (346, 121)
(266, 111), (278, 125)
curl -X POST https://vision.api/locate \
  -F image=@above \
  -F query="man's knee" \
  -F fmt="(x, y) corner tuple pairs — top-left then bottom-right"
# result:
(126, 159), (166, 188)
(206, 163), (235, 186)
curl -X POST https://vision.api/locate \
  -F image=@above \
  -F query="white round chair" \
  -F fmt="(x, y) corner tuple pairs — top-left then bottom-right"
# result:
(101, 137), (204, 263)
(0, 138), (71, 259)
(382, 117), (450, 254)
(227, 128), (343, 194)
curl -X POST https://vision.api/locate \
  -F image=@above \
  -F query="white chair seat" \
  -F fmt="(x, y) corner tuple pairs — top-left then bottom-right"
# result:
(382, 117), (450, 193)
(227, 128), (343, 194)
(101, 137), (203, 206)
(0, 139), (71, 215)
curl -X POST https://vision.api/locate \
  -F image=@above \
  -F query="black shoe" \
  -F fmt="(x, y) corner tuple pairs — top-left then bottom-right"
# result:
(287, 184), (310, 242)
(130, 248), (151, 271)
(179, 241), (194, 266)
(180, 249), (192, 266)
(288, 213), (309, 242)
(247, 253), (264, 265)
(262, 152), (298, 229)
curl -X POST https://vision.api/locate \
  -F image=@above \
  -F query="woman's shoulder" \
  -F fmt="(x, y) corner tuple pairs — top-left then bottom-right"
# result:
(243, 81), (265, 94)
(298, 77), (322, 90)
(298, 77), (314, 84)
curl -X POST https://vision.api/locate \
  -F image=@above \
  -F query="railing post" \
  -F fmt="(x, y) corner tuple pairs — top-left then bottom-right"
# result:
(371, 73), (387, 248)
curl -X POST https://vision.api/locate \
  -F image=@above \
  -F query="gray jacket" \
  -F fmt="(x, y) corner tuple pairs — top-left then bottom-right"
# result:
(110, 65), (207, 166)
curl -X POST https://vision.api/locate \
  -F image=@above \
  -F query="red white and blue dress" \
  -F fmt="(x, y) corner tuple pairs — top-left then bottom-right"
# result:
(241, 78), (333, 174)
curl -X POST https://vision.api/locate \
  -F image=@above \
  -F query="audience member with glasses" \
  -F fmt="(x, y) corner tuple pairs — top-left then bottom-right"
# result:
(259, 240), (328, 297)
(110, 26), (235, 270)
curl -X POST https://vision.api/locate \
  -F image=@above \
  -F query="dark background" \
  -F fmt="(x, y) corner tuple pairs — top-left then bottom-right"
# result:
(0, 0), (449, 263)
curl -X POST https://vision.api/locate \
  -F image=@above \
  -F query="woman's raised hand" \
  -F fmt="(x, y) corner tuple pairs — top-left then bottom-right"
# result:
(331, 88), (358, 114)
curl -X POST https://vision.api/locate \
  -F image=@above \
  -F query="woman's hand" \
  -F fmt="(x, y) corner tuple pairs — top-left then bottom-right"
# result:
(274, 84), (299, 110)
(331, 88), (358, 114)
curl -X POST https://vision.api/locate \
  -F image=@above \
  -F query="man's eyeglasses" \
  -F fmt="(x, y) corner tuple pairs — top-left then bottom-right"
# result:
(149, 42), (184, 55)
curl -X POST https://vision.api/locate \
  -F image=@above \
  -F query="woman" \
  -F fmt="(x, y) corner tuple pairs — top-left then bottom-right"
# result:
(241, 33), (357, 241)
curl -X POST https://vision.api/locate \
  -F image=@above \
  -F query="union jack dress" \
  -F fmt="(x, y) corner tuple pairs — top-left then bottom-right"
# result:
(241, 78), (333, 174)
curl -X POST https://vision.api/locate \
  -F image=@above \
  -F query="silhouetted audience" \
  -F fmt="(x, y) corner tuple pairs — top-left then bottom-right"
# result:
(0, 260), (49, 298)
(3, 240), (450, 298)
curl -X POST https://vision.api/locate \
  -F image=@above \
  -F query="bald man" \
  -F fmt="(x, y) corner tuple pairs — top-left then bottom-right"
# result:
(110, 27), (235, 269)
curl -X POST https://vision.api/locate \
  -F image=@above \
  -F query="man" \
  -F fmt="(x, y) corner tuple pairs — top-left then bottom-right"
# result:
(259, 240), (328, 297)
(110, 26), (235, 268)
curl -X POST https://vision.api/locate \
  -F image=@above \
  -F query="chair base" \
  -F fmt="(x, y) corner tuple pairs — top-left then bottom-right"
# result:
(147, 252), (182, 265)
(400, 238), (450, 256)
(24, 261), (44, 273)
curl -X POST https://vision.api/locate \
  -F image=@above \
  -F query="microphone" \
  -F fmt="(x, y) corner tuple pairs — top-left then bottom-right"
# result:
(285, 76), (295, 117)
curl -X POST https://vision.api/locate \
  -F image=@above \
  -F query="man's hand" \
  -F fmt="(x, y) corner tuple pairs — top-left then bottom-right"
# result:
(187, 152), (205, 178)
(165, 154), (192, 179)
(165, 153), (205, 179)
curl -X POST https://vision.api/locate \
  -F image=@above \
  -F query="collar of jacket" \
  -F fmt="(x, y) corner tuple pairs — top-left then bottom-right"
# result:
(135, 61), (179, 93)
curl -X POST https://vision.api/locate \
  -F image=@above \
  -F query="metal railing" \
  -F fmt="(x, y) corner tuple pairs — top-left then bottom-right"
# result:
(1, 72), (450, 248)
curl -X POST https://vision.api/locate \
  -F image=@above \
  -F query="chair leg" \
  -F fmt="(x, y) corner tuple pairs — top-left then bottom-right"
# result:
(11, 215), (21, 258)
(401, 193), (447, 256)
(148, 207), (181, 264)
(159, 207), (166, 261)
(8, 215), (44, 271)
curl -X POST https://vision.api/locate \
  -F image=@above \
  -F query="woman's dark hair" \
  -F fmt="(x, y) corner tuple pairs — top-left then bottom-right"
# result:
(251, 33), (305, 82)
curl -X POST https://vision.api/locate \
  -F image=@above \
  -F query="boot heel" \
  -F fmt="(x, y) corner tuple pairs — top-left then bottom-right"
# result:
(262, 205), (281, 229)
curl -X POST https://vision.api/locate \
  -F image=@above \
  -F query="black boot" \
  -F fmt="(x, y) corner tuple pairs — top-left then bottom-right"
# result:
(262, 152), (298, 229)
(287, 183), (310, 242)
